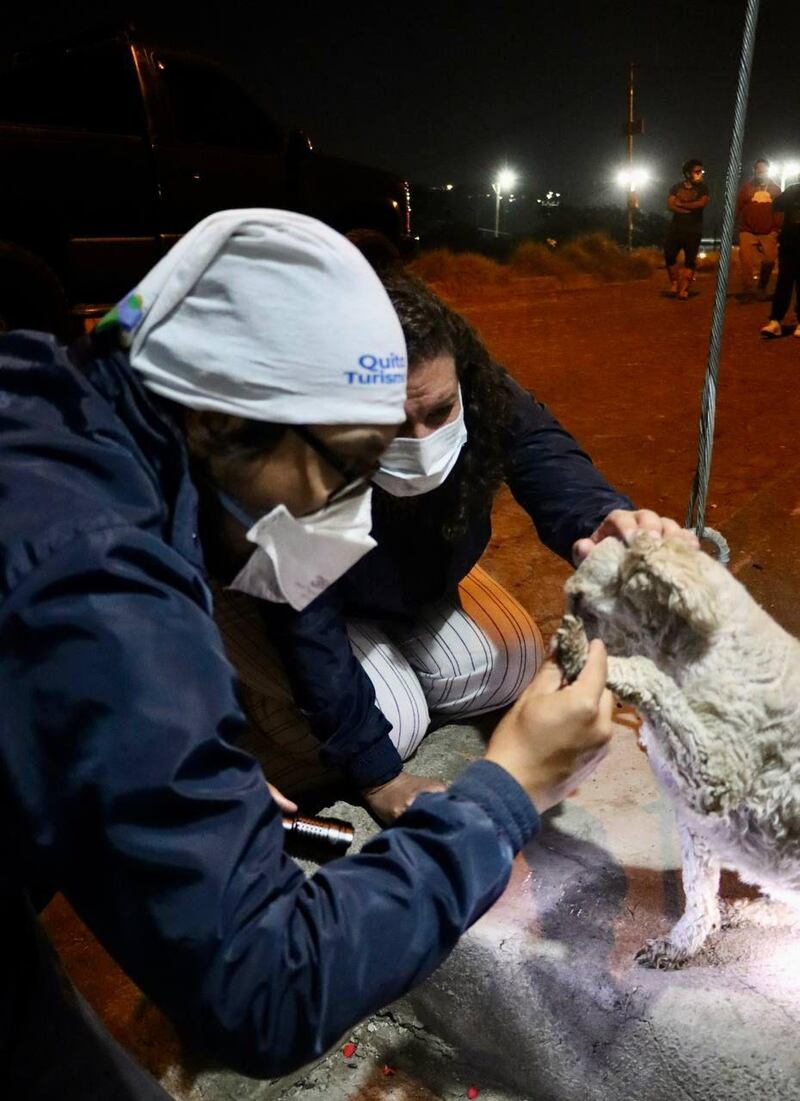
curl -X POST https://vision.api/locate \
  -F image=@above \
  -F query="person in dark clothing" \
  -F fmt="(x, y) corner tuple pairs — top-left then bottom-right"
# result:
(1, 210), (615, 1099)
(761, 181), (800, 339)
(216, 274), (698, 823)
(664, 159), (710, 299)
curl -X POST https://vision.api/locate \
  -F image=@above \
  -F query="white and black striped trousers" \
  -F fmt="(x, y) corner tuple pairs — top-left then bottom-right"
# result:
(213, 564), (543, 793)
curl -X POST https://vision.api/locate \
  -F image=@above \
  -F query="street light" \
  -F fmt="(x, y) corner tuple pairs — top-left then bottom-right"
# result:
(492, 168), (517, 237)
(616, 167), (650, 190)
(774, 161), (800, 190)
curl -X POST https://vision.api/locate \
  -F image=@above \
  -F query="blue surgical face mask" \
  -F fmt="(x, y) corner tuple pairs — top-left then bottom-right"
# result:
(217, 488), (258, 530)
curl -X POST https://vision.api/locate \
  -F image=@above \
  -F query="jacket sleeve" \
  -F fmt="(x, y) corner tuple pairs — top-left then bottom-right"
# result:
(502, 376), (635, 561)
(260, 591), (404, 789)
(2, 524), (538, 1078)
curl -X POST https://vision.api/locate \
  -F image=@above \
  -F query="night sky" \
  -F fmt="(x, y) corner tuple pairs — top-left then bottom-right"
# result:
(7, 1), (800, 220)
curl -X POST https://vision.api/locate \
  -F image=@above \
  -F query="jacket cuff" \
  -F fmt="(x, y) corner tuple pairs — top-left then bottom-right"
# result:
(320, 730), (403, 790)
(449, 759), (539, 853)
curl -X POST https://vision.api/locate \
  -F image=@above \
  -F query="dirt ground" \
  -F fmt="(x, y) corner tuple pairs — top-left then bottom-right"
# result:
(42, 269), (800, 1095)
(463, 271), (800, 637)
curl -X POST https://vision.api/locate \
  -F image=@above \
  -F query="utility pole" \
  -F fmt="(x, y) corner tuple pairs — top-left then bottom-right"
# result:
(625, 64), (642, 253)
(626, 61), (636, 251)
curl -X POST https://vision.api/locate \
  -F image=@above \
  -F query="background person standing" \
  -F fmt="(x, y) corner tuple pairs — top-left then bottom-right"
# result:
(761, 179), (800, 339)
(664, 159), (710, 300)
(736, 158), (781, 301)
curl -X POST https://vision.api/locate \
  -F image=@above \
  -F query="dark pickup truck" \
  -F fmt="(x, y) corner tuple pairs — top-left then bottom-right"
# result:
(0, 27), (411, 335)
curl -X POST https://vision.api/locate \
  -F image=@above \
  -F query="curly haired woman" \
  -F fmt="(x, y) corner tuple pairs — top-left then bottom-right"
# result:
(215, 272), (694, 821)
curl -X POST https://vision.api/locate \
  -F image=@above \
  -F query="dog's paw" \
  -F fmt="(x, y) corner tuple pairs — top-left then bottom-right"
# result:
(635, 937), (690, 970)
(554, 614), (589, 683)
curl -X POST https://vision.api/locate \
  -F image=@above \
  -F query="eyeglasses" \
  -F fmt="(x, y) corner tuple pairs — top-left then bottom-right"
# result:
(691, 168), (705, 176)
(291, 426), (377, 505)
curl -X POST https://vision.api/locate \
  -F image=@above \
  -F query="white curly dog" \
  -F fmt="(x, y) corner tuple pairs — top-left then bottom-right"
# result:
(555, 533), (800, 969)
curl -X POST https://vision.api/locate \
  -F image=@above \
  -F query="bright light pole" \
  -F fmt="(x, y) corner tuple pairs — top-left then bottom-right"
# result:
(776, 160), (800, 190)
(616, 167), (650, 248)
(492, 168), (517, 237)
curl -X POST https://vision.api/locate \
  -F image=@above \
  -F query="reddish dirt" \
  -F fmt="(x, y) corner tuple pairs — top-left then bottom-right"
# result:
(452, 271), (800, 636)
(42, 270), (800, 1090)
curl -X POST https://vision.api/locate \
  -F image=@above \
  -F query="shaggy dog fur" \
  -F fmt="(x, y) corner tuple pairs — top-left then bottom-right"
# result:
(555, 533), (800, 969)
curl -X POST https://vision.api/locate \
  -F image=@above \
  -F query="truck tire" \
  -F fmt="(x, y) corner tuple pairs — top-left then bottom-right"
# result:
(0, 243), (70, 339)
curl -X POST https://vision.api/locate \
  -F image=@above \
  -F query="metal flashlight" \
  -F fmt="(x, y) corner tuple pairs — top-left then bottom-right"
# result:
(282, 814), (355, 851)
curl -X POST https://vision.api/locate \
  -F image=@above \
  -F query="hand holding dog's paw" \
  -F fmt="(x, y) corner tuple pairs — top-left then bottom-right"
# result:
(486, 639), (614, 813)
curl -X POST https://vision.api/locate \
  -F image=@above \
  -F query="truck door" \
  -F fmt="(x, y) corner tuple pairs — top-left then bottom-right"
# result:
(147, 52), (289, 242)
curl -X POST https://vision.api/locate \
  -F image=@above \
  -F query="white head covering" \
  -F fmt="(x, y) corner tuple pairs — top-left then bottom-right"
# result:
(99, 208), (407, 425)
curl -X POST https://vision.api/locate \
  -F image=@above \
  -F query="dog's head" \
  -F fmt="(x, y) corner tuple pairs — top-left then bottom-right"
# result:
(565, 533), (724, 661)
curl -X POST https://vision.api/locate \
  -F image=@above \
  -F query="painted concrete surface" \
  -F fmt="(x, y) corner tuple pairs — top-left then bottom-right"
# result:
(182, 713), (800, 1101)
(406, 725), (800, 1101)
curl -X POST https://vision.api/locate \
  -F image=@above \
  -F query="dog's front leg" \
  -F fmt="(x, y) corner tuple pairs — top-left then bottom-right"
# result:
(636, 819), (721, 969)
(605, 654), (740, 815)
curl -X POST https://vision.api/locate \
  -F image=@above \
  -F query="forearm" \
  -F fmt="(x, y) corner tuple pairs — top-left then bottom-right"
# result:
(503, 380), (633, 561)
(9, 535), (538, 1078)
(262, 596), (403, 787)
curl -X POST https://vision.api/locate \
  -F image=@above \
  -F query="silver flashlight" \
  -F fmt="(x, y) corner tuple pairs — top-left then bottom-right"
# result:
(282, 814), (355, 851)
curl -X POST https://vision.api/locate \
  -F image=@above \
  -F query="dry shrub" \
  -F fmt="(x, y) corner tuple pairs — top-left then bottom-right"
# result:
(411, 234), (659, 294)
(509, 240), (570, 279)
(408, 249), (510, 294)
(557, 233), (653, 281)
(632, 247), (663, 272)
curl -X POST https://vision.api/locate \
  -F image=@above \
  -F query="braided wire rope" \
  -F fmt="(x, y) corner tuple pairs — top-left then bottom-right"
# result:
(685, 0), (761, 567)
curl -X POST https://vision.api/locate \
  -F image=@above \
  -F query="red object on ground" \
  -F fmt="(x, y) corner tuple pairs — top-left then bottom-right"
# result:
(342, 1042), (357, 1059)
(467, 1087), (480, 1099)
(382, 1065), (396, 1077)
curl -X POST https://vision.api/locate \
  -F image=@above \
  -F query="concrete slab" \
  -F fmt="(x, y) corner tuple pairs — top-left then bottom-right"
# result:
(181, 715), (800, 1101)
(405, 726), (800, 1101)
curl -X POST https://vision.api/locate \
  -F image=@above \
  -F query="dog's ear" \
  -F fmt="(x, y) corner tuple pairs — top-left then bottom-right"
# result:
(620, 534), (722, 637)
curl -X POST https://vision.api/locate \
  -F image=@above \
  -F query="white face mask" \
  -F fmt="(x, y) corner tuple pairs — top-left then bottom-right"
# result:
(221, 486), (376, 611)
(372, 388), (468, 497)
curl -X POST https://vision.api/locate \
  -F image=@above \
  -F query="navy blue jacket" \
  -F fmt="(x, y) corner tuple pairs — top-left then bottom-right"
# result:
(265, 376), (633, 790)
(0, 333), (538, 1077)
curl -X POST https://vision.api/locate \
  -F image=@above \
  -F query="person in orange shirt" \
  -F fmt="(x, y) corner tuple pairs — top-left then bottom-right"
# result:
(736, 158), (781, 301)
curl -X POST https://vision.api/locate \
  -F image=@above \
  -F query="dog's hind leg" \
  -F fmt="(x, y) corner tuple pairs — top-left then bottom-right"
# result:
(605, 654), (744, 815)
(637, 820), (721, 969)
(720, 896), (800, 930)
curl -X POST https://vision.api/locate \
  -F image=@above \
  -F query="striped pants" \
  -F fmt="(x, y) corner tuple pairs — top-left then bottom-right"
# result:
(213, 564), (544, 793)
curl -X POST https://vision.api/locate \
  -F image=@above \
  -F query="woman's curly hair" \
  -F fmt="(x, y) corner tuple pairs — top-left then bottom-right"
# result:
(377, 273), (513, 541)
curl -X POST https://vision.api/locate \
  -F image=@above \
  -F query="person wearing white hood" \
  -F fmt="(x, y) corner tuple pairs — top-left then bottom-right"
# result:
(0, 208), (613, 1097)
